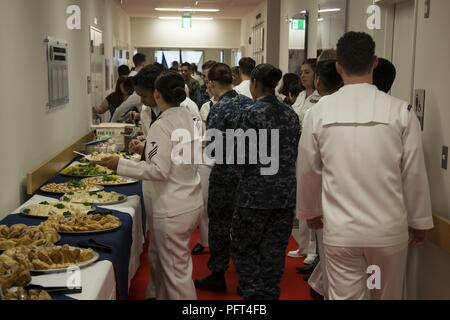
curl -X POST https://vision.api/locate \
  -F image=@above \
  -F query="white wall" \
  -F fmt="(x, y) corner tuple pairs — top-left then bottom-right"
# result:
(0, 0), (131, 219)
(131, 18), (241, 49)
(240, 0), (268, 58)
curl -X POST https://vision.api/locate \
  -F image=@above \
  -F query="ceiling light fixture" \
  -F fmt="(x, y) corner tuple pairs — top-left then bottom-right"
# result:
(319, 8), (341, 13)
(158, 16), (214, 20)
(155, 8), (220, 12)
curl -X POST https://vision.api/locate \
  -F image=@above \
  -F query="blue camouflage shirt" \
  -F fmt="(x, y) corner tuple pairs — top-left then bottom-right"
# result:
(235, 95), (300, 209)
(206, 90), (254, 184)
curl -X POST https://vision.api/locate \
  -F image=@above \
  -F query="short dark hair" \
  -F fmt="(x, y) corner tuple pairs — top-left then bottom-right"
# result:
(152, 62), (166, 72)
(281, 73), (300, 96)
(373, 58), (397, 93)
(239, 57), (256, 76)
(288, 83), (302, 97)
(231, 66), (240, 75)
(118, 65), (130, 77)
(251, 64), (282, 90)
(132, 65), (163, 90)
(337, 31), (376, 75)
(202, 60), (217, 70)
(316, 60), (343, 93)
(208, 63), (233, 85)
(180, 62), (191, 69)
(155, 71), (187, 105)
(133, 53), (146, 67)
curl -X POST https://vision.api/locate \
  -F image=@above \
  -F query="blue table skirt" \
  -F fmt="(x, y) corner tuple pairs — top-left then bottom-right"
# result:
(1, 208), (133, 300)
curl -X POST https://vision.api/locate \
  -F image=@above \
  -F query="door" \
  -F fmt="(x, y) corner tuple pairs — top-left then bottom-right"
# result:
(90, 27), (106, 124)
(391, 0), (415, 103)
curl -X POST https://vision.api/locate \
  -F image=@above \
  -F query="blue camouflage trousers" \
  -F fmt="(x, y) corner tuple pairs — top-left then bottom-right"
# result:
(231, 207), (294, 299)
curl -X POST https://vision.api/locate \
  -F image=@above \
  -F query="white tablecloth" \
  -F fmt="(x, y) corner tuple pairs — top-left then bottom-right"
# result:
(9, 194), (145, 300)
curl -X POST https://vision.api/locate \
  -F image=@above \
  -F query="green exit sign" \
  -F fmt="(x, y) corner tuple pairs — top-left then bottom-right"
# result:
(291, 19), (305, 30)
(182, 16), (192, 29)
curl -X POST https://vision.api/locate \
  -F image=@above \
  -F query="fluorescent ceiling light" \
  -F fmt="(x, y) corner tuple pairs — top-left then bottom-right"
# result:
(159, 16), (214, 21)
(300, 8), (341, 14)
(155, 8), (220, 12)
(319, 8), (341, 13)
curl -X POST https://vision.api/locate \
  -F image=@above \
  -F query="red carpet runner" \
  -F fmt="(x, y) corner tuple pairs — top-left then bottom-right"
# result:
(129, 229), (312, 300)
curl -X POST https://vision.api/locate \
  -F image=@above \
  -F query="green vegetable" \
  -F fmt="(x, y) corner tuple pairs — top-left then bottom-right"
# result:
(63, 212), (72, 217)
(63, 196), (70, 202)
(83, 203), (92, 207)
(54, 203), (66, 209)
(67, 180), (84, 188)
(97, 194), (103, 199)
(39, 201), (49, 205)
(89, 191), (99, 196)
(103, 175), (119, 182)
(23, 209), (31, 214)
(118, 196), (125, 201)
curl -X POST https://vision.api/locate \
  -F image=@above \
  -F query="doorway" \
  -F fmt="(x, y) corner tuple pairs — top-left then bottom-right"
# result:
(90, 27), (105, 124)
(390, 0), (416, 104)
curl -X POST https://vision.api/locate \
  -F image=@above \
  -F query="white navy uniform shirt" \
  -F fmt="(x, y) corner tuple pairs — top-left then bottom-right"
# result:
(181, 97), (201, 119)
(297, 83), (434, 247)
(118, 107), (203, 218)
(292, 90), (321, 124)
(233, 80), (253, 100)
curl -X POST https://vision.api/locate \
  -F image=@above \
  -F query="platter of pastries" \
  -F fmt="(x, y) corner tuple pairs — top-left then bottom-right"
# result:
(82, 152), (141, 162)
(0, 254), (31, 290)
(42, 213), (122, 234)
(60, 163), (114, 177)
(1, 287), (52, 300)
(61, 191), (128, 205)
(21, 201), (96, 218)
(2, 245), (98, 274)
(82, 175), (138, 186)
(0, 224), (60, 251)
(40, 180), (104, 194)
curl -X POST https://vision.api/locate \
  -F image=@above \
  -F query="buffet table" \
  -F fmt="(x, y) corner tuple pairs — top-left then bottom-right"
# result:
(1, 161), (147, 300)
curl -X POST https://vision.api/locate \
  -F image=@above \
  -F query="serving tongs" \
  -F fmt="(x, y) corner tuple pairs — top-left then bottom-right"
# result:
(77, 238), (113, 253)
(24, 284), (82, 295)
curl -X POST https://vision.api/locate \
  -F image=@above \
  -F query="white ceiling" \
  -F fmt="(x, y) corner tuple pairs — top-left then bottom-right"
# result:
(116, 0), (265, 19)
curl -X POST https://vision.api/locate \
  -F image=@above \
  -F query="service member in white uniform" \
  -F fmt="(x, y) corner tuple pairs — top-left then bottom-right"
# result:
(289, 59), (320, 266)
(297, 32), (434, 300)
(192, 84), (219, 255)
(233, 57), (256, 99)
(99, 71), (204, 300)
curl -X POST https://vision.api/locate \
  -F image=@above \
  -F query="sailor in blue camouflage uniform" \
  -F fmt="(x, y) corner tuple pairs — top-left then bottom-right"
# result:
(231, 64), (300, 300)
(195, 63), (253, 292)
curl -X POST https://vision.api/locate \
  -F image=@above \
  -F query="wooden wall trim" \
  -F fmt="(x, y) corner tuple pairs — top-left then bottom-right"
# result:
(26, 132), (95, 195)
(429, 214), (450, 256)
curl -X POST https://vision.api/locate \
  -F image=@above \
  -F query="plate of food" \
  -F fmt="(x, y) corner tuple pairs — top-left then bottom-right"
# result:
(82, 175), (138, 186)
(60, 163), (114, 177)
(0, 224), (60, 251)
(1, 287), (52, 300)
(20, 201), (96, 219)
(0, 255), (32, 291)
(61, 191), (128, 205)
(82, 152), (141, 162)
(42, 213), (122, 234)
(40, 180), (104, 194)
(2, 245), (99, 275)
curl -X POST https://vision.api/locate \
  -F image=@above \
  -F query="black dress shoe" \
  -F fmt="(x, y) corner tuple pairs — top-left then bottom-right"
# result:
(191, 243), (205, 255)
(296, 258), (319, 275)
(195, 272), (226, 292)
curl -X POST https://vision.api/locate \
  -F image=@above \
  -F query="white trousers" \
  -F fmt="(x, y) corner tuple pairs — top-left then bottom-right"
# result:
(295, 218), (318, 260)
(143, 186), (159, 299)
(153, 208), (202, 300)
(308, 230), (328, 299)
(325, 242), (408, 300)
(197, 165), (211, 247)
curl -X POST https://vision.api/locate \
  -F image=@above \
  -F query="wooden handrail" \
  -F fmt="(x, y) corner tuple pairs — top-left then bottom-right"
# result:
(26, 131), (95, 195)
